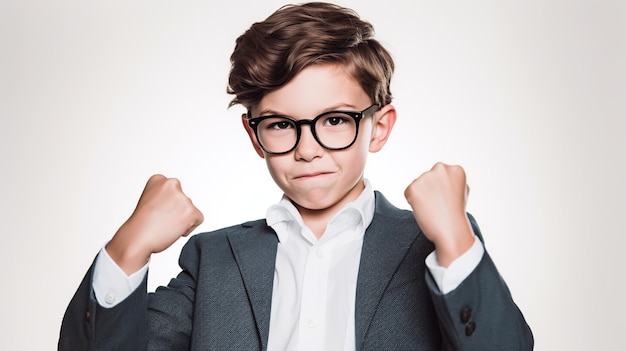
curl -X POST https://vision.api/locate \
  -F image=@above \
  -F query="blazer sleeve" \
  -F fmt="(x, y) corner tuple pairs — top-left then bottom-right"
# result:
(58, 236), (202, 351)
(426, 215), (534, 351)
(58, 260), (149, 350)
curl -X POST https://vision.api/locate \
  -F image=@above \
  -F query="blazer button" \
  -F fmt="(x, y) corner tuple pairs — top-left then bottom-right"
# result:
(465, 321), (476, 336)
(460, 307), (472, 324)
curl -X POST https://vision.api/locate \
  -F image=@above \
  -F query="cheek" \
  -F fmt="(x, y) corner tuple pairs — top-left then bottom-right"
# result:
(354, 129), (373, 156)
(336, 144), (368, 173)
(264, 157), (279, 177)
(264, 156), (289, 184)
(357, 122), (374, 150)
(349, 136), (372, 172)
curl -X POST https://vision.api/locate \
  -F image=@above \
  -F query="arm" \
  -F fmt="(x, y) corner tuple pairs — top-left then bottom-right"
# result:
(106, 174), (204, 275)
(405, 163), (533, 350)
(427, 244), (534, 351)
(58, 175), (204, 350)
(404, 162), (474, 268)
(426, 233), (484, 294)
(58, 259), (149, 350)
(92, 246), (148, 308)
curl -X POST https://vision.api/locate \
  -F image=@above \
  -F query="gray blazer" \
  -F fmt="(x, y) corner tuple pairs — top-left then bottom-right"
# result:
(59, 191), (533, 350)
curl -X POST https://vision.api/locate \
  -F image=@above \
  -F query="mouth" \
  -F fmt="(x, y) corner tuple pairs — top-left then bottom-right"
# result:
(293, 171), (333, 180)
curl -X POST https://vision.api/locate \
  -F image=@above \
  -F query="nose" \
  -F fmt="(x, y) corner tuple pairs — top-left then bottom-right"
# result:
(294, 124), (323, 161)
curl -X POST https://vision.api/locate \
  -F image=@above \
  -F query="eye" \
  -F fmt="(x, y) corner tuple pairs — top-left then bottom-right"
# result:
(322, 115), (351, 126)
(262, 118), (294, 131)
(269, 121), (292, 130)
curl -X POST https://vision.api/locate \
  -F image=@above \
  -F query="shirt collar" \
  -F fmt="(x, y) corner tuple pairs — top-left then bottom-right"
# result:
(266, 179), (376, 244)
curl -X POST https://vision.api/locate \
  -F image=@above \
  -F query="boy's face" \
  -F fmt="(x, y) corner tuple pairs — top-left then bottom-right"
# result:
(243, 64), (395, 213)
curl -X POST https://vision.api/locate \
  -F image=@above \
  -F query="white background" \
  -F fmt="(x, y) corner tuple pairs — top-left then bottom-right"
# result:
(1, 0), (625, 350)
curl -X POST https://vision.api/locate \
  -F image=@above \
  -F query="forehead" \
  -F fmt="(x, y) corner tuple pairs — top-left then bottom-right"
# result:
(255, 64), (370, 117)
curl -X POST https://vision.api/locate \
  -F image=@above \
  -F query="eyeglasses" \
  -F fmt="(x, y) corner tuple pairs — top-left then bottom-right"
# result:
(245, 104), (380, 155)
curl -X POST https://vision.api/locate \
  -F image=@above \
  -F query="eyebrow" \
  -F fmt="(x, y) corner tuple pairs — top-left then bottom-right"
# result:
(257, 103), (359, 117)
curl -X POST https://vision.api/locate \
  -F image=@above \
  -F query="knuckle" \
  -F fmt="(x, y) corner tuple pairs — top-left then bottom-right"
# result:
(431, 162), (447, 174)
(148, 174), (166, 184)
(150, 174), (164, 180)
(404, 180), (419, 197)
(196, 211), (205, 224)
(168, 177), (181, 186)
(451, 165), (465, 176)
(164, 177), (182, 191)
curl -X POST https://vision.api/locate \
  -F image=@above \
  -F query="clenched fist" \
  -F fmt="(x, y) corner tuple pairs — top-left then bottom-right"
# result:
(404, 163), (474, 267)
(106, 175), (204, 275)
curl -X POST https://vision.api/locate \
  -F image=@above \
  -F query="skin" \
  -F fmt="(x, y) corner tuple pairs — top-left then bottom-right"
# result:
(106, 175), (204, 275)
(106, 63), (474, 275)
(243, 64), (395, 237)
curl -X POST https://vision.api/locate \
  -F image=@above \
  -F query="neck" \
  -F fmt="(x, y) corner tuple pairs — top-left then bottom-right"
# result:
(298, 210), (329, 239)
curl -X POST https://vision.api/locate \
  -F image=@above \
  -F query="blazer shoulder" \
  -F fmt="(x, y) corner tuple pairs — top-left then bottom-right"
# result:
(373, 191), (414, 220)
(188, 218), (273, 244)
(373, 190), (483, 241)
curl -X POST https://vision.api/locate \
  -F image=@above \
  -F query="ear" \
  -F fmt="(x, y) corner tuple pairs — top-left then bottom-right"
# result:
(241, 113), (265, 158)
(368, 104), (397, 153)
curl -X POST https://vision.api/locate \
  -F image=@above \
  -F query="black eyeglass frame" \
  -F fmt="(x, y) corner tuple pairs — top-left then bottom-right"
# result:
(245, 104), (381, 155)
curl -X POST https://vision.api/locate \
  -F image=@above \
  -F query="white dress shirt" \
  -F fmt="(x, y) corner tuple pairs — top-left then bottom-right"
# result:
(92, 180), (484, 350)
(264, 180), (376, 351)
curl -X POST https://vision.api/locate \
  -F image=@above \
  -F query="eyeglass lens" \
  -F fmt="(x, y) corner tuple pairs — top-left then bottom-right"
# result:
(256, 113), (357, 153)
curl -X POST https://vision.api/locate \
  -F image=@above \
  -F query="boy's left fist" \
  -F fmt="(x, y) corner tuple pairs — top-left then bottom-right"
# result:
(404, 162), (474, 267)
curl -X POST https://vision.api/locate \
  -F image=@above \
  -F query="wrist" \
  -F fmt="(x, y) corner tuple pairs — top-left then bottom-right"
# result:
(106, 224), (152, 275)
(432, 220), (474, 268)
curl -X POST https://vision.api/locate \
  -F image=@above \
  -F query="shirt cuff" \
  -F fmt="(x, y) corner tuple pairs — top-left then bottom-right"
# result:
(92, 246), (149, 308)
(425, 235), (484, 294)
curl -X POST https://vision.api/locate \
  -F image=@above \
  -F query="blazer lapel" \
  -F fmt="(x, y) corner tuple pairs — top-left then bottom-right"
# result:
(354, 192), (422, 348)
(228, 220), (278, 351)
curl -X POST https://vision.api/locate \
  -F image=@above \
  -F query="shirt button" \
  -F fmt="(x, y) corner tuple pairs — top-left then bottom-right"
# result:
(316, 249), (325, 258)
(104, 292), (116, 305)
(307, 319), (318, 328)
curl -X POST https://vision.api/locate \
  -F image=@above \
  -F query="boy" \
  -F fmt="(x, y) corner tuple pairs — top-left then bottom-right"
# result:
(59, 2), (533, 350)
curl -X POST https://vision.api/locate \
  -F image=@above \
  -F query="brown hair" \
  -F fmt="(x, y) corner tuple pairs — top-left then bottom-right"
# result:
(227, 2), (394, 110)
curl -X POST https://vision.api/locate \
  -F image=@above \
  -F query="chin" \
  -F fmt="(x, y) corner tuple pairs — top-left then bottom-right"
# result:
(290, 192), (337, 211)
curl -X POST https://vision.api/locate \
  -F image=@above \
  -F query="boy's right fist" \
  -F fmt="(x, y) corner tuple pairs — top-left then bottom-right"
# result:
(106, 174), (204, 275)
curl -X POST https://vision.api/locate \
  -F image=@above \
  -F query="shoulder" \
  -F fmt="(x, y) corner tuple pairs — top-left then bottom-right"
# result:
(373, 190), (417, 222)
(373, 190), (483, 240)
(187, 219), (275, 245)
(176, 219), (277, 263)
(370, 191), (423, 242)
